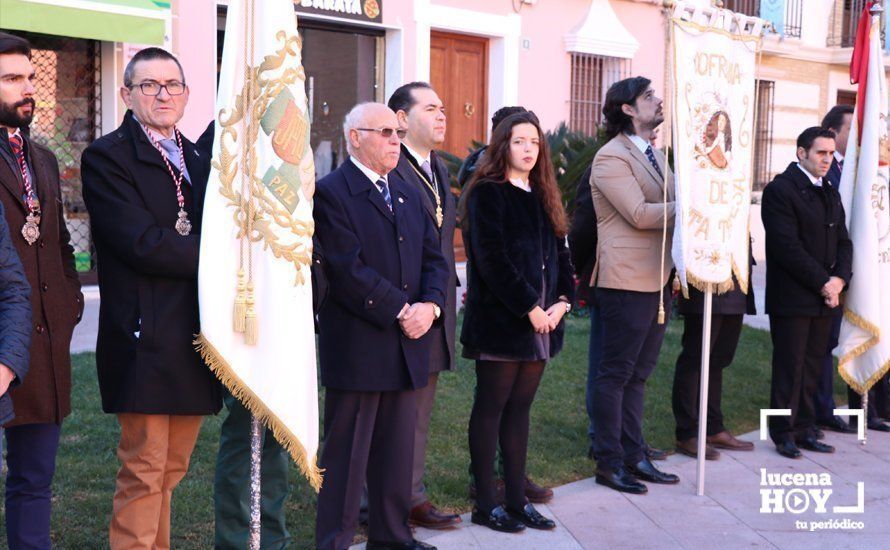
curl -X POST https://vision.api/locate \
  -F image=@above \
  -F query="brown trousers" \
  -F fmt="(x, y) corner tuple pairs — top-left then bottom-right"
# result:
(109, 413), (203, 550)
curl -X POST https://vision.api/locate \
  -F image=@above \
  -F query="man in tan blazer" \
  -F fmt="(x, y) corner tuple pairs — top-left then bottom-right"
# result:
(589, 76), (677, 495)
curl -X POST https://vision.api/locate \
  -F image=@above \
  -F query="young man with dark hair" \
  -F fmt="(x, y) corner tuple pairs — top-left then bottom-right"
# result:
(0, 31), (83, 549)
(386, 81), (461, 529)
(589, 76), (678, 494)
(82, 47), (222, 547)
(761, 126), (853, 459)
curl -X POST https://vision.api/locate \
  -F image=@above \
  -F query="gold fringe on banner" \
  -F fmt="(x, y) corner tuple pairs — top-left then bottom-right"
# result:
(195, 333), (323, 490)
(837, 308), (890, 396)
(685, 269), (735, 296)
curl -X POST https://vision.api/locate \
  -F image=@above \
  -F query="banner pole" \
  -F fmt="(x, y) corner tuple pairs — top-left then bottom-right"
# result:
(249, 415), (263, 549)
(862, 392), (869, 447)
(695, 285), (713, 497)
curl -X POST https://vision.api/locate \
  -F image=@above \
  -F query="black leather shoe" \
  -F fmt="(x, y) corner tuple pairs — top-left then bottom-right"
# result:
(626, 457), (679, 484)
(506, 503), (556, 530)
(595, 467), (648, 494)
(868, 419), (890, 432)
(776, 441), (802, 458)
(814, 428), (825, 440)
(797, 437), (835, 453)
(471, 505), (526, 533)
(366, 539), (436, 550)
(817, 416), (856, 433)
(644, 445), (671, 461)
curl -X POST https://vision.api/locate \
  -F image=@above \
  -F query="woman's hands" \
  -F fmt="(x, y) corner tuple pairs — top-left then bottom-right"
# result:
(529, 301), (569, 334)
(528, 306), (552, 334)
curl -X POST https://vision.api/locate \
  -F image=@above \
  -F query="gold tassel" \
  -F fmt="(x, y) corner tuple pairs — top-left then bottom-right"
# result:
(657, 302), (666, 325)
(244, 281), (258, 345)
(233, 269), (247, 332)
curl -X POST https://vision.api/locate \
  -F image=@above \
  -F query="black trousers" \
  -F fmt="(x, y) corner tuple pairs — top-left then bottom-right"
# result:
(593, 288), (669, 470)
(315, 387), (417, 550)
(768, 315), (833, 444)
(848, 372), (890, 421)
(814, 315), (841, 422)
(672, 313), (744, 441)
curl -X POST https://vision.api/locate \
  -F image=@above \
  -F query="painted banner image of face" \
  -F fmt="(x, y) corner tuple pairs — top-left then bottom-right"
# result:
(701, 111), (732, 169)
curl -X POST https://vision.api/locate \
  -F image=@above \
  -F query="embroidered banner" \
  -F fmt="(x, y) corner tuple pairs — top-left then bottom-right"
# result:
(837, 3), (890, 395)
(670, 2), (761, 295)
(196, 0), (320, 488)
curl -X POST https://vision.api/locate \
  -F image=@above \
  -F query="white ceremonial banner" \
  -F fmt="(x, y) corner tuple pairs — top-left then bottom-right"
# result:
(196, 0), (320, 488)
(837, 8), (890, 396)
(670, 4), (760, 295)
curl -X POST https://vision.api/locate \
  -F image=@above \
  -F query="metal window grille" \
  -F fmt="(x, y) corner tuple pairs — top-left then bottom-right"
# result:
(569, 53), (631, 136)
(753, 80), (775, 192)
(721, 1), (803, 39)
(10, 32), (101, 280)
(828, 0), (877, 48)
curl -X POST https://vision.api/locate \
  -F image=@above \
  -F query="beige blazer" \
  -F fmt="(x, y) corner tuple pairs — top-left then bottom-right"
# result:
(590, 133), (676, 292)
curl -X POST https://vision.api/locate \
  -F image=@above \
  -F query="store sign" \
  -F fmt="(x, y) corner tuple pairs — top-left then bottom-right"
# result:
(295, 0), (383, 23)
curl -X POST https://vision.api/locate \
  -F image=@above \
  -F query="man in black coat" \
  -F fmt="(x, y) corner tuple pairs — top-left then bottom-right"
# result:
(761, 126), (853, 459)
(388, 82), (461, 530)
(81, 47), (221, 548)
(672, 266), (756, 460)
(313, 102), (448, 550)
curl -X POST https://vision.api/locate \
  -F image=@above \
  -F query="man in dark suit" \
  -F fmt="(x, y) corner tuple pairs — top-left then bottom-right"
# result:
(813, 105), (861, 434)
(0, 32), (84, 549)
(313, 102), (448, 550)
(761, 126), (853, 459)
(672, 264), (756, 460)
(821, 106), (890, 432)
(81, 47), (222, 548)
(387, 82), (460, 530)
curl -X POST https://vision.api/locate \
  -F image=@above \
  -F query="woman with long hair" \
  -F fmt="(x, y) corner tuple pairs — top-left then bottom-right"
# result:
(459, 112), (573, 533)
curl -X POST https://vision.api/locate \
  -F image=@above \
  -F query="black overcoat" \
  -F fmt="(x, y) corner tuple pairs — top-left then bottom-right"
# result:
(761, 162), (853, 317)
(461, 179), (575, 359)
(81, 111), (221, 415)
(313, 159), (449, 392)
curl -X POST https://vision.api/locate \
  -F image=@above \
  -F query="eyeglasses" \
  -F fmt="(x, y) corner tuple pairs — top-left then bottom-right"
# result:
(130, 81), (187, 96)
(356, 127), (407, 139)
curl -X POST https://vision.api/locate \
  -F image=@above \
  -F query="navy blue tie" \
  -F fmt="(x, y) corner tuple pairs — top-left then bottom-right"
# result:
(377, 178), (392, 211)
(645, 145), (664, 180)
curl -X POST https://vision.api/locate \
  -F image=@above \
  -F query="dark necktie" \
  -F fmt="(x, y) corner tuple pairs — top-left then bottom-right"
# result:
(645, 145), (664, 180)
(377, 178), (392, 211)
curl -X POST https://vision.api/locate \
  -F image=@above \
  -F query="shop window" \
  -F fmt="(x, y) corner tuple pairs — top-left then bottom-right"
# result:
(569, 53), (631, 137)
(10, 32), (101, 279)
(753, 79), (775, 192)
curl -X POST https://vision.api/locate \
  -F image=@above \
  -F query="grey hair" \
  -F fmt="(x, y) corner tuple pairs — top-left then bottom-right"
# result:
(342, 102), (376, 155)
(123, 47), (186, 88)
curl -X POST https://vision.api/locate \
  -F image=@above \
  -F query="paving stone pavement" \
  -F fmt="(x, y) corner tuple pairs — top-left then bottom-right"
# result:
(352, 429), (889, 550)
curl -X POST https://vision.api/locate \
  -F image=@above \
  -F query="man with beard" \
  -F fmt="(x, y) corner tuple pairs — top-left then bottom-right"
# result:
(590, 77), (678, 494)
(0, 32), (83, 549)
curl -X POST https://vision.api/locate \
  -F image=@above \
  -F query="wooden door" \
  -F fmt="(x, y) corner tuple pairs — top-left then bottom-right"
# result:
(430, 31), (488, 157)
(430, 32), (488, 263)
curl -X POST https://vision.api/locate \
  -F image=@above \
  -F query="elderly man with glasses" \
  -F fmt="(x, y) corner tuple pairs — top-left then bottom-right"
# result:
(81, 47), (221, 549)
(313, 102), (448, 550)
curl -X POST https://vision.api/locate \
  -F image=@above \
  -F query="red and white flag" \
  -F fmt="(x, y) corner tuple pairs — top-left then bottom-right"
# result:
(836, 2), (890, 395)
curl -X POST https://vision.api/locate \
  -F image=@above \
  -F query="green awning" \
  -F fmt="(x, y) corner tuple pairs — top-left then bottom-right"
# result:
(0, 0), (169, 45)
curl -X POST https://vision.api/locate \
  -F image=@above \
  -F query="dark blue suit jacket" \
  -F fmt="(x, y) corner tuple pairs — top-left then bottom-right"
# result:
(313, 159), (449, 392)
(826, 156), (842, 188)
